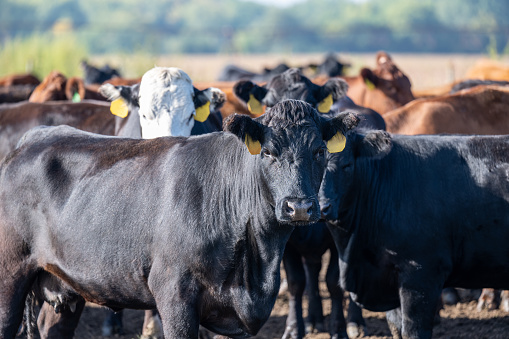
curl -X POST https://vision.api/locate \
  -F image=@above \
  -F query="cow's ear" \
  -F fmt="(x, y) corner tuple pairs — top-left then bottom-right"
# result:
(321, 111), (359, 153)
(65, 77), (85, 102)
(193, 87), (226, 122)
(223, 113), (266, 155)
(99, 83), (139, 118)
(360, 68), (378, 90)
(317, 78), (349, 113)
(357, 130), (392, 159)
(233, 80), (267, 115)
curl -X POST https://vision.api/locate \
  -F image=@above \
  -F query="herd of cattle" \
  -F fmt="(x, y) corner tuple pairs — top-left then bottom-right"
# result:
(1, 51), (509, 339)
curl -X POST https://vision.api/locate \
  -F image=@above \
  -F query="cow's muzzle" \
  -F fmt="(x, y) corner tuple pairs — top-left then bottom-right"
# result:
(280, 198), (318, 223)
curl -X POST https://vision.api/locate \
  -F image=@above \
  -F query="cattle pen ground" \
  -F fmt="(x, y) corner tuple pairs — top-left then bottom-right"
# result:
(17, 252), (509, 339)
(15, 53), (509, 338)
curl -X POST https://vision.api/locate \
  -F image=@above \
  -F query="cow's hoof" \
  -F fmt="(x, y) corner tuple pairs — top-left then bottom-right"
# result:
(282, 325), (303, 339)
(141, 313), (163, 339)
(347, 322), (368, 338)
(305, 320), (325, 334)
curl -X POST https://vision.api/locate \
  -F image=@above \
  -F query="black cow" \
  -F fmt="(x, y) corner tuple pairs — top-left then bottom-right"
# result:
(320, 130), (509, 339)
(306, 53), (350, 77)
(0, 100), (358, 339)
(31, 80), (225, 338)
(234, 67), (385, 339)
(0, 85), (37, 103)
(81, 60), (121, 85)
(450, 79), (509, 94)
(217, 63), (290, 82)
(233, 67), (385, 131)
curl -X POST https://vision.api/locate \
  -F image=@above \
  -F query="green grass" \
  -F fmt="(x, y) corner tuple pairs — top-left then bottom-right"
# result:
(0, 33), (88, 79)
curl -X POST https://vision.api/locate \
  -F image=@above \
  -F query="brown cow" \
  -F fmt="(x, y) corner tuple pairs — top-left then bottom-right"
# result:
(0, 73), (40, 87)
(384, 85), (509, 135)
(29, 71), (107, 103)
(103, 77), (142, 86)
(0, 101), (114, 160)
(314, 51), (415, 114)
(465, 59), (509, 81)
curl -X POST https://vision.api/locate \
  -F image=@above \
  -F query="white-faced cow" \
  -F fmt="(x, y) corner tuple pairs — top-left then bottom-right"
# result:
(0, 99), (358, 339)
(320, 129), (509, 339)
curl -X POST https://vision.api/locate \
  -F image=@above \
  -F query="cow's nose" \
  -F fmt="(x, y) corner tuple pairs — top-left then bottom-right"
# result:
(320, 202), (331, 219)
(283, 199), (314, 221)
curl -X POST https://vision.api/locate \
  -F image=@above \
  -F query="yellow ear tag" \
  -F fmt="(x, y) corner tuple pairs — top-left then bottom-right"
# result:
(110, 98), (129, 118)
(327, 132), (346, 153)
(244, 134), (261, 155)
(364, 78), (376, 90)
(247, 94), (263, 115)
(194, 101), (210, 122)
(318, 94), (333, 113)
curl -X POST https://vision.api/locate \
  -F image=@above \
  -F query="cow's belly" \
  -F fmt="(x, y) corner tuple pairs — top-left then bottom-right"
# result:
(43, 262), (156, 310)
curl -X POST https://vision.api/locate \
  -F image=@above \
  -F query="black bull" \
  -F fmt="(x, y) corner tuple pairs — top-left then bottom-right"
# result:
(0, 100), (358, 339)
(320, 130), (509, 339)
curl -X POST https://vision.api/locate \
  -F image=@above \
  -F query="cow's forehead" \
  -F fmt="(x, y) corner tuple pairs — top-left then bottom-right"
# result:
(267, 124), (323, 151)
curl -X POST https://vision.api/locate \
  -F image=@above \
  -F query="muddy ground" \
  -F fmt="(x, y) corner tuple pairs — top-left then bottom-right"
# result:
(18, 251), (509, 339)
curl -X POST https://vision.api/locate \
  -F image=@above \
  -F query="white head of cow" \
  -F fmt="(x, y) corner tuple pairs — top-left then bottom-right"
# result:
(138, 67), (197, 139)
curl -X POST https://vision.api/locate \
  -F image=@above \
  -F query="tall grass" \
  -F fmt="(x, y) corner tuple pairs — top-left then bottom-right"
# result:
(0, 33), (88, 79)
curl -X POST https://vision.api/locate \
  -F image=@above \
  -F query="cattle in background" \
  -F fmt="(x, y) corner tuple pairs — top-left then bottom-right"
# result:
(0, 73), (40, 87)
(319, 129), (509, 339)
(0, 100), (359, 339)
(194, 81), (253, 119)
(103, 76), (142, 86)
(28, 71), (107, 103)
(81, 60), (121, 85)
(384, 85), (509, 135)
(449, 79), (509, 94)
(0, 100), (114, 161)
(217, 62), (290, 82)
(465, 59), (509, 81)
(233, 67), (385, 130)
(306, 53), (350, 77)
(233, 67), (385, 339)
(0, 85), (37, 103)
(314, 51), (415, 114)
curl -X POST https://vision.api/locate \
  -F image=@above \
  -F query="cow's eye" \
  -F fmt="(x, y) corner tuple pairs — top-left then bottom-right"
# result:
(262, 148), (275, 158)
(315, 148), (326, 159)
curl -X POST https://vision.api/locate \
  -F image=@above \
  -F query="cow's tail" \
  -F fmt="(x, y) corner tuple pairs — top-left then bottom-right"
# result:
(24, 290), (40, 339)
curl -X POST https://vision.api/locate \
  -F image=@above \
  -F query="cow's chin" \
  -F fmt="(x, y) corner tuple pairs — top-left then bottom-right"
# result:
(276, 214), (321, 227)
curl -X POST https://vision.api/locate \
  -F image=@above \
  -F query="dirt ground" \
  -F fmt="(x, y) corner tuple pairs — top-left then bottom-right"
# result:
(18, 251), (509, 339)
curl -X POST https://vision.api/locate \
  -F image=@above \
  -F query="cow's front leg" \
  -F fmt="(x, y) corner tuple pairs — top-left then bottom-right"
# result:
(385, 308), (402, 339)
(151, 273), (201, 339)
(282, 245), (306, 339)
(398, 280), (442, 339)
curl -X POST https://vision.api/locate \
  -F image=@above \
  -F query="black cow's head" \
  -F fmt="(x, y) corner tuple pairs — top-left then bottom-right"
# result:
(233, 68), (348, 115)
(319, 129), (392, 224)
(224, 99), (359, 225)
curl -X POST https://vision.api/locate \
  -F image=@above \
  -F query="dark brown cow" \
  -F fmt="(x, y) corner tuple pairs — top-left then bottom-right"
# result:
(314, 51), (415, 114)
(29, 71), (107, 103)
(0, 85), (37, 103)
(0, 100), (114, 160)
(0, 73), (40, 87)
(384, 85), (509, 135)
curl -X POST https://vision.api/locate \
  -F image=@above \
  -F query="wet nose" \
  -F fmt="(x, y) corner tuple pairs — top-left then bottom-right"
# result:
(283, 199), (314, 221)
(320, 202), (331, 219)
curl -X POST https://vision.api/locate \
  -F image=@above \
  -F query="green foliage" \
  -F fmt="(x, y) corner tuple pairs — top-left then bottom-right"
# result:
(2, 0), (509, 55)
(0, 33), (88, 78)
